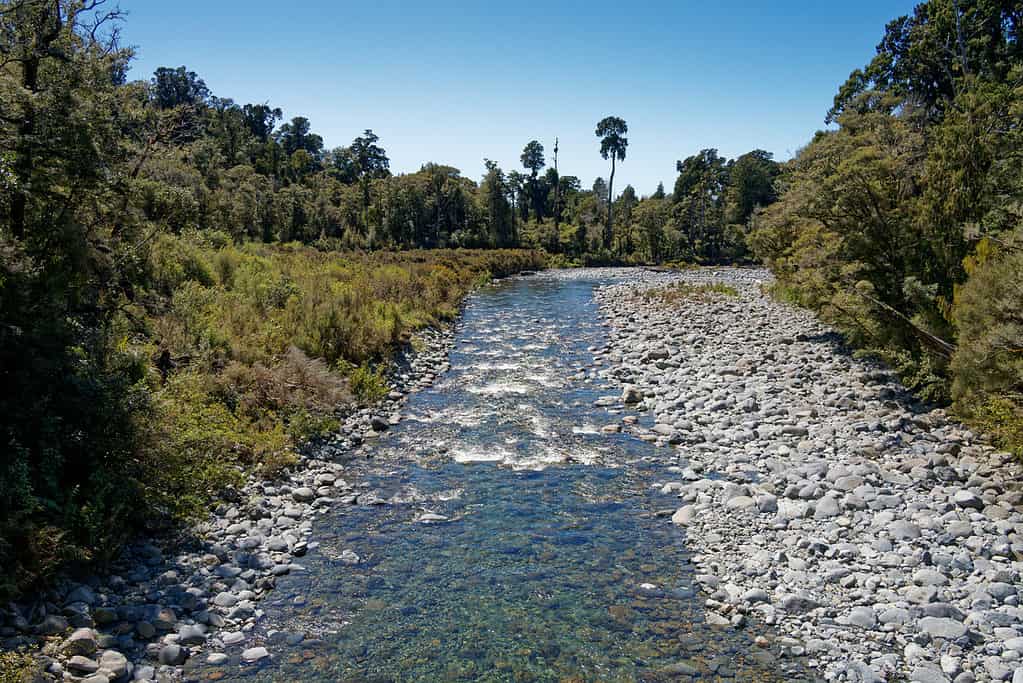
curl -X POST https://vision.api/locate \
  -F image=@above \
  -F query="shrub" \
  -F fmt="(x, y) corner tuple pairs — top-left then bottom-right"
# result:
(952, 239), (1023, 455)
(0, 650), (35, 683)
(344, 361), (390, 405)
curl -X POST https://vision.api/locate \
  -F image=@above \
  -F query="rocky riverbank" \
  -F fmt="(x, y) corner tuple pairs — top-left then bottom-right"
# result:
(0, 326), (456, 682)
(594, 268), (1023, 683)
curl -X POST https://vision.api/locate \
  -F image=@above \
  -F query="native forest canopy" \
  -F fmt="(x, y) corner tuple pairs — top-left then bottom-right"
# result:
(0, 0), (1020, 606)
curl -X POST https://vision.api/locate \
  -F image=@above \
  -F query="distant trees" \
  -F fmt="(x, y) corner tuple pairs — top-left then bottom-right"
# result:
(595, 117), (628, 248)
(482, 160), (515, 247)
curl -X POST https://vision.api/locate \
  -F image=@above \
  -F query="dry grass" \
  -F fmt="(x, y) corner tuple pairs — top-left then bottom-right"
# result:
(640, 281), (739, 306)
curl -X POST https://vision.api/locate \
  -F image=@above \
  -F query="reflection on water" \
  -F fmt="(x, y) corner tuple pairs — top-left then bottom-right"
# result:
(194, 272), (807, 682)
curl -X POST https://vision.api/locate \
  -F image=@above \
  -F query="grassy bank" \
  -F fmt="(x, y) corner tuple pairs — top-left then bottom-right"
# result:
(0, 241), (545, 597)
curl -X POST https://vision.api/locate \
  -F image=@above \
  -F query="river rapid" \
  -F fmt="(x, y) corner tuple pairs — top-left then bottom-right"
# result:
(204, 270), (802, 682)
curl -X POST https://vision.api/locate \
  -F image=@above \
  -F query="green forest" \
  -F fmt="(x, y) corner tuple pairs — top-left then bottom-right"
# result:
(0, 0), (1021, 596)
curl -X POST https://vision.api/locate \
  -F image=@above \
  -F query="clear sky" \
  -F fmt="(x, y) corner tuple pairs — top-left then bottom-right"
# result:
(118, 0), (917, 196)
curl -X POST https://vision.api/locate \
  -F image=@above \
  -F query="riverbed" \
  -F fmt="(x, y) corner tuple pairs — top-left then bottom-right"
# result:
(189, 269), (804, 681)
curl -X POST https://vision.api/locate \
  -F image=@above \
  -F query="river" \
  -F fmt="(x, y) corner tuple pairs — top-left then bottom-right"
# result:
(201, 270), (803, 682)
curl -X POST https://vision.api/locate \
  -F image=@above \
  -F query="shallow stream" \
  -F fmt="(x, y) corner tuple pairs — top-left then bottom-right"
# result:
(203, 271), (803, 682)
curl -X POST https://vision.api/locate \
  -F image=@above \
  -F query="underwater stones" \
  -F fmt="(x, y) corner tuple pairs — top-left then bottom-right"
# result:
(622, 386), (643, 404)
(242, 646), (269, 663)
(416, 512), (449, 523)
(177, 623), (206, 645)
(158, 643), (187, 666)
(67, 655), (99, 675)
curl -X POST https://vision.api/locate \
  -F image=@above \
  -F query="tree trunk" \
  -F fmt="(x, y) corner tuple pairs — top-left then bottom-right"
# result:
(605, 157), (615, 250)
(10, 56), (40, 240)
(553, 139), (560, 237)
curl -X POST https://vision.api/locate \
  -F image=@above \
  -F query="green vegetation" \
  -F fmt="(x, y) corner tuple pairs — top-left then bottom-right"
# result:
(0, 651), (34, 683)
(2, 0), (1021, 600)
(750, 0), (1023, 454)
(0, 0), (544, 595)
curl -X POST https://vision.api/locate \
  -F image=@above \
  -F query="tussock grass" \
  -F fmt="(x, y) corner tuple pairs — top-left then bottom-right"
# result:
(640, 281), (739, 306)
(145, 239), (547, 519)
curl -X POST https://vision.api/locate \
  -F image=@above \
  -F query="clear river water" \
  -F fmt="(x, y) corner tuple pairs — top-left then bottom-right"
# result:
(199, 271), (806, 682)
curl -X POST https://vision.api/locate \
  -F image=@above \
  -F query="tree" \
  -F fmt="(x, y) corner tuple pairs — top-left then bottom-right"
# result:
(349, 129), (390, 180)
(652, 182), (666, 199)
(507, 170), (527, 222)
(615, 184), (639, 253)
(520, 140), (545, 177)
(151, 66), (210, 109)
(520, 140), (546, 222)
(724, 149), (779, 225)
(242, 103), (283, 142)
(482, 159), (514, 247)
(674, 149), (729, 259)
(2, 0), (127, 238)
(827, 0), (1023, 122)
(596, 116), (628, 248)
(0, 0), (151, 590)
(275, 116), (323, 158)
(347, 129), (389, 219)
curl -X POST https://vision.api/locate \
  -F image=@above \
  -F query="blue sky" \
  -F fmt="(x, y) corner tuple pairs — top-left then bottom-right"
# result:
(119, 1), (916, 195)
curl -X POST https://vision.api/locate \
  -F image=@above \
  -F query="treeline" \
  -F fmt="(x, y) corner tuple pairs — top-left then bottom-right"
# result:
(750, 0), (1023, 454)
(512, 142), (781, 265)
(87, 63), (784, 265)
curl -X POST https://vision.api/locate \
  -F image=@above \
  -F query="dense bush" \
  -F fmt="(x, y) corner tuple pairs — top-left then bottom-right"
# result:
(751, 0), (1023, 453)
(951, 236), (1023, 453)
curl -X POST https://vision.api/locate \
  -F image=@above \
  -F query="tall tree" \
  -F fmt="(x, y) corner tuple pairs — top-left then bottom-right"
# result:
(506, 170), (526, 226)
(275, 116), (323, 158)
(151, 66), (210, 109)
(724, 149), (779, 225)
(552, 137), (561, 235)
(242, 103), (283, 142)
(596, 116), (628, 248)
(482, 159), (514, 247)
(674, 149), (729, 259)
(349, 129), (390, 179)
(520, 140), (545, 222)
(520, 140), (545, 177)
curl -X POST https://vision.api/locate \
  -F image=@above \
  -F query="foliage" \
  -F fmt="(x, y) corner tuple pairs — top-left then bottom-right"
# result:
(951, 236), (1023, 452)
(752, 0), (1023, 454)
(0, 0), (547, 594)
(0, 650), (34, 683)
(344, 361), (390, 405)
(595, 116), (628, 248)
